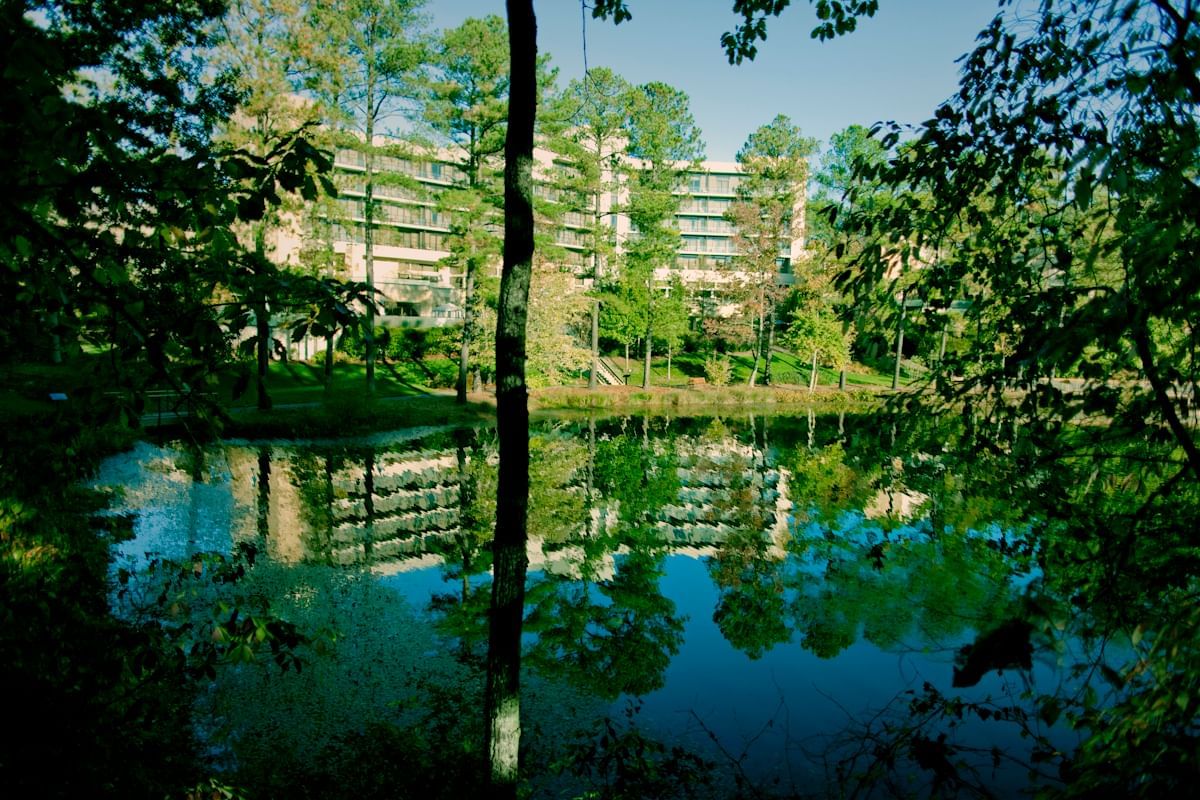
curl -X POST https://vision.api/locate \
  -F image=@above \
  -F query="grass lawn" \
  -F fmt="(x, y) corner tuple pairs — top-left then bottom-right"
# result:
(4, 349), (913, 435)
(223, 359), (448, 408)
(611, 348), (916, 390)
(1, 356), (454, 427)
(0, 358), (122, 422)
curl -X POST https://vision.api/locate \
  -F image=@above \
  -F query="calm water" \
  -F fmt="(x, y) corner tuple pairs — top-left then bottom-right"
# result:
(96, 413), (1077, 795)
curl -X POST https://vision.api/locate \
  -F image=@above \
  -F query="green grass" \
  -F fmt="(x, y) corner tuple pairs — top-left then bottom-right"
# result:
(534, 384), (882, 414)
(0, 358), (120, 422)
(3, 350), (906, 438)
(613, 348), (910, 390)
(0, 356), (455, 434)
(224, 359), (449, 408)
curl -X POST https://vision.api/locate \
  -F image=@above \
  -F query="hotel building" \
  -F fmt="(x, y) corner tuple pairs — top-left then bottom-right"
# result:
(275, 145), (806, 330)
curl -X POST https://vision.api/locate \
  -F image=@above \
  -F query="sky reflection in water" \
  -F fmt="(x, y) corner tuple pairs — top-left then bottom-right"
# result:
(96, 412), (1069, 795)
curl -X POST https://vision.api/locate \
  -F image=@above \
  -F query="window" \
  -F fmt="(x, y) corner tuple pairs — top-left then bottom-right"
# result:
(689, 176), (702, 192)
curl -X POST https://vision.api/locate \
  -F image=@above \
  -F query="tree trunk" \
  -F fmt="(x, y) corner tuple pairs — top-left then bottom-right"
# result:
(809, 348), (818, 392)
(364, 80), (377, 395)
(255, 299), (271, 410)
(458, 259), (476, 403)
(486, 3), (536, 795)
(589, 299), (598, 389)
(748, 310), (761, 387)
(324, 334), (334, 390)
(763, 306), (775, 386)
(642, 320), (652, 389)
(48, 311), (61, 364)
(892, 292), (907, 391)
(253, 223), (272, 411)
(1133, 317), (1200, 481)
(667, 342), (672, 385)
(248, 214), (272, 410)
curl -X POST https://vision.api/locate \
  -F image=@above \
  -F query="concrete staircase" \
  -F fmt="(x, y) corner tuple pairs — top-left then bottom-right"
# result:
(593, 356), (626, 386)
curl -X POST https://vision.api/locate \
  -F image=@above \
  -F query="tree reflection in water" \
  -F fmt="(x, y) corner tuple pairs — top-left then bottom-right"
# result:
(96, 407), (1200, 797)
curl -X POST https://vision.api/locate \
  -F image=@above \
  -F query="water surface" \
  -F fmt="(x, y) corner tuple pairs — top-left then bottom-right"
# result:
(97, 412), (1072, 795)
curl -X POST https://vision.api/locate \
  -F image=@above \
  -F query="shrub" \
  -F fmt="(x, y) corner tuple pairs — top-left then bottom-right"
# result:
(385, 328), (429, 362)
(337, 325), (367, 359)
(424, 325), (462, 361)
(423, 359), (457, 389)
(703, 355), (732, 387)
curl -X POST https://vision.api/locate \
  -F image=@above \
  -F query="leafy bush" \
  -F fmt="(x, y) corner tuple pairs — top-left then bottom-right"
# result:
(336, 325), (367, 359)
(422, 358), (458, 388)
(424, 325), (462, 361)
(703, 355), (732, 387)
(385, 328), (428, 362)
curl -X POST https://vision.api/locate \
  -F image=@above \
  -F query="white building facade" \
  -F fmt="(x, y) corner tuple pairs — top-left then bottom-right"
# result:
(277, 145), (807, 330)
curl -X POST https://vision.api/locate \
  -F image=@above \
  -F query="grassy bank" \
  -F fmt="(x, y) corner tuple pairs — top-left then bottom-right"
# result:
(610, 349), (916, 390)
(218, 383), (884, 438)
(4, 355), (894, 441)
(532, 384), (883, 414)
(222, 359), (442, 408)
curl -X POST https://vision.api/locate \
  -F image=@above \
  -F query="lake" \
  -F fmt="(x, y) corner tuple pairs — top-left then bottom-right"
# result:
(96, 411), (1083, 797)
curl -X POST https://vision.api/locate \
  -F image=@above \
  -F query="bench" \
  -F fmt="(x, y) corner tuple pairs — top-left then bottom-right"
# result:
(688, 377), (707, 387)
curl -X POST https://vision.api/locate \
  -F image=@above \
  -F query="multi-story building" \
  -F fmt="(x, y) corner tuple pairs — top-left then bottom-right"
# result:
(276, 145), (806, 330)
(673, 161), (804, 314)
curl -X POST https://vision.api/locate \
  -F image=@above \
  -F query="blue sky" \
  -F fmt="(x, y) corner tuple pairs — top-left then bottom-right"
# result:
(427, 0), (1003, 161)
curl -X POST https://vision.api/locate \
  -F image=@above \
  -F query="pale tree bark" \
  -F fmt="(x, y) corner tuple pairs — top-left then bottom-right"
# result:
(763, 305), (775, 386)
(748, 308), (762, 387)
(457, 259), (475, 402)
(589, 299), (598, 389)
(254, 224), (272, 410)
(363, 74), (377, 395)
(892, 291), (907, 391)
(484, 1), (535, 795)
(642, 319), (653, 388)
(255, 300), (271, 409)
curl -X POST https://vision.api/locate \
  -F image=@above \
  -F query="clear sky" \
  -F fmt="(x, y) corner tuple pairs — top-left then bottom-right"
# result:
(426, 0), (1003, 161)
